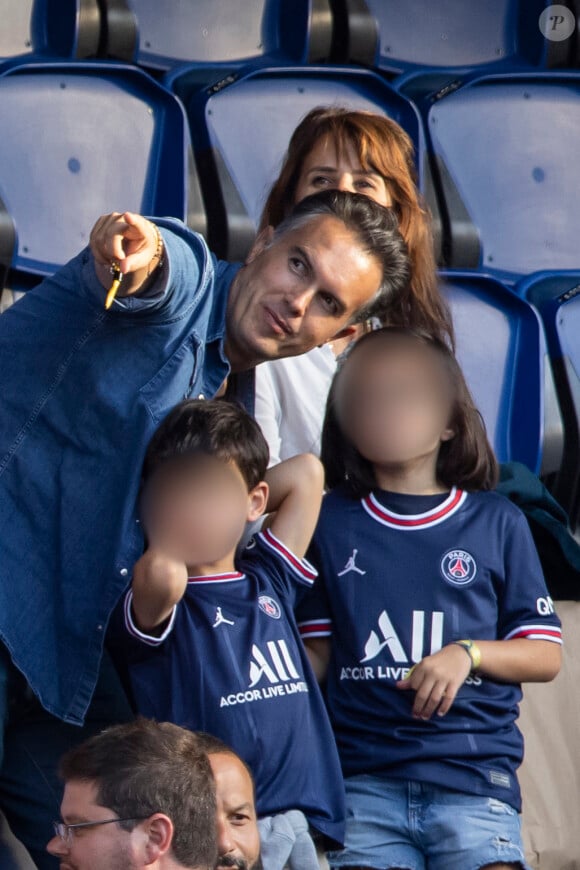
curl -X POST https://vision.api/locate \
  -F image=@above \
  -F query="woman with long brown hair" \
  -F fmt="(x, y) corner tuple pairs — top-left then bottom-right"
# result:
(255, 105), (453, 464)
(260, 106), (451, 343)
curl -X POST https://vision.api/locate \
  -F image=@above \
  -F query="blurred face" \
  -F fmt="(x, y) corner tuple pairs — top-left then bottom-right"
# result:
(294, 137), (393, 208)
(46, 781), (143, 870)
(336, 335), (455, 470)
(225, 215), (383, 370)
(210, 753), (261, 870)
(141, 456), (266, 571)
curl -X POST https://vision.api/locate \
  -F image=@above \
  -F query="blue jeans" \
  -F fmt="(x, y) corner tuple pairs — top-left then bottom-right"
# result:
(0, 644), (133, 869)
(328, 774), (530, 870)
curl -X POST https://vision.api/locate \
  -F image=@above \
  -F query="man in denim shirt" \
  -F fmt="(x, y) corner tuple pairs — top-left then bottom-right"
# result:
(0, 191), (408, 864)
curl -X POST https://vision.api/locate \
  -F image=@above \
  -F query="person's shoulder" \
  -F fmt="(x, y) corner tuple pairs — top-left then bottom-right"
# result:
(465, 489), (528, 524)
(240, 528), (318, 587)
(322, 485), (362, 510)
(316, 486), (362, 529)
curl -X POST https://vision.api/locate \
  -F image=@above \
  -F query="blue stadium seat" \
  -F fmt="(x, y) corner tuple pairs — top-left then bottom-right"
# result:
(0, 0), (101, 63)
(517, 270), (580, 523)
(99, 0), (333, 71)
(440, 270), (563, 476)
(0, 60), (203, 289)
(168, 64), (438, 261)
(333, 0), (574, 78)
(423, 72), (580, 278)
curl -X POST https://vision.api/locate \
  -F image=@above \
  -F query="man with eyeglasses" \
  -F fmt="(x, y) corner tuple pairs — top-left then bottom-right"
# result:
(46, 719), (217, 870)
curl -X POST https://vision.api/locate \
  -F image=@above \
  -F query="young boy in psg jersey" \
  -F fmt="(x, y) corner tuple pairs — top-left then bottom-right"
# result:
(108, 398), (344, 868)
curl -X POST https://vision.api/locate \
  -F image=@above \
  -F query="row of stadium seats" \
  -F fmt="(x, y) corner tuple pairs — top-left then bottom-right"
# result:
(4, 0), (580, 74)
(1, 1), (579, 530)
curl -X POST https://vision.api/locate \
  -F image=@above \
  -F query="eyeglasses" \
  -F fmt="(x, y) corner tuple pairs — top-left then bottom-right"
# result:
(53, 817), (148, 844)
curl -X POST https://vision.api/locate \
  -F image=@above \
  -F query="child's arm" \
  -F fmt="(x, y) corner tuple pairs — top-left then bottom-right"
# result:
(130, 549), (188, 634)
(397, 638), (562, 721)
(304, 637), (332, 683)
(263, 453), (325, 558)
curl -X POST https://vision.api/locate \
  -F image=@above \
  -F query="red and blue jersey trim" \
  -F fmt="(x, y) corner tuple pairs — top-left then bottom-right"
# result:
(298, 618), (333, 639)
(259, 528), (317, 584)
(362, 487), (467, 530)
(187, 571), (245, 585)
(503, 624), (563, 644)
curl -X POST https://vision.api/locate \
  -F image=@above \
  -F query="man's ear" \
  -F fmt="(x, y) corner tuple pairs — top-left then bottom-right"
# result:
(142, 814), (174, 863)
(246, 226), (275, 265)
(247, 481), (269, 522)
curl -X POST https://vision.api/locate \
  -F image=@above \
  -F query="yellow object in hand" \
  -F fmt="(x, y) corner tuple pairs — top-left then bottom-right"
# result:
(104, 262), (123, 310)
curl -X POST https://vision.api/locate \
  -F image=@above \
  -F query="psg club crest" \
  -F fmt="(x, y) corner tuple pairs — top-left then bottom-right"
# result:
(258, 595), (281, 619)
(440, 549), (477, 587)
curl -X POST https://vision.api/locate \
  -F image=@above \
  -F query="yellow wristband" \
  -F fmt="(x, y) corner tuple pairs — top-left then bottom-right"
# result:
(453, 639), (482, 671)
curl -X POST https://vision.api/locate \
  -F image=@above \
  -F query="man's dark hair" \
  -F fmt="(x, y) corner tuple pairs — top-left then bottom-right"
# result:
(275, 189), (411, 324)
(192, 732), (255, 791)
(322, 327), (499, 497)
(143, 399), (269, 489)
(59, 718), (217, 869)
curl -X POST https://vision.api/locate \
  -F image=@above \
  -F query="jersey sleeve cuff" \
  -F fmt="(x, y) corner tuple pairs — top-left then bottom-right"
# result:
(298, 618), (333, 639)
(124, 590), (177, 647)
(503, 624), (563, 644)
(258, 528), (318, 586)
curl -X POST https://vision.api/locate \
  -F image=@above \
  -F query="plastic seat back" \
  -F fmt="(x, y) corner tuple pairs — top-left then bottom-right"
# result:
(172, 65), (431, 260)
(0, 61), (203, 281)
(427, 73), (580, 277)
(441, 270), (562, 475)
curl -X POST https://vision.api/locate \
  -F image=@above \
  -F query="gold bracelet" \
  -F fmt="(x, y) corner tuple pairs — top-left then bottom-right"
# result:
(453, 639), (482, 672)
(146, 222), (164, 276)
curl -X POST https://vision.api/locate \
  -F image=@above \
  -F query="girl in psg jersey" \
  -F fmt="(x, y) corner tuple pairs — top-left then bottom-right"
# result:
(297, 327), (562, 870)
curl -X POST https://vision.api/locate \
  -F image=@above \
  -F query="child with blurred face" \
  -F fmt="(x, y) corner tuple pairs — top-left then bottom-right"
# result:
(298, 328), (562, 870)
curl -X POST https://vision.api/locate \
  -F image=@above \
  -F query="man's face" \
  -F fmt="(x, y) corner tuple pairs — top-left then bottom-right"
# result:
(224, 214), (383, 370)
(210, 752), (261, 870)
(46, 780), (142, 870)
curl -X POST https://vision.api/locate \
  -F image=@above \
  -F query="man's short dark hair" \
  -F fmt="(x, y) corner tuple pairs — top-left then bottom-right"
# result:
(143, 399), (269, 489)
(275, 189), (410, 324)
(59, 719), (217, 869)
(191, 731), (238, 757)
(192, 732), (255, 789)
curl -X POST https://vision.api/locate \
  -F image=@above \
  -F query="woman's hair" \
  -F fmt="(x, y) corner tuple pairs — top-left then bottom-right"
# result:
(260, 106), (454, 348)
(321, 327), (498, 498)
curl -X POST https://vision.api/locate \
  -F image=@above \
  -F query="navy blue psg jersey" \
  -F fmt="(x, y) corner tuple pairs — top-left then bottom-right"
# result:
(110, 529), (345, 847)
(297, 486), (562, 811)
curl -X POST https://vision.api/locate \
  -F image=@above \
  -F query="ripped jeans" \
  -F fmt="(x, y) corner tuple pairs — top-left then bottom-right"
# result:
(327, 775), (530, 870)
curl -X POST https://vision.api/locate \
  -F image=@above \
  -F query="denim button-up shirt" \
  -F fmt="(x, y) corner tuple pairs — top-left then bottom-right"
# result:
(0, 218), (242, 724)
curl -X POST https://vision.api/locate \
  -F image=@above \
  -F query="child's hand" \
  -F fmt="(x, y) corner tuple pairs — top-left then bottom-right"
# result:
(396, 644), (472, 719)
(131, 549), (188, 632)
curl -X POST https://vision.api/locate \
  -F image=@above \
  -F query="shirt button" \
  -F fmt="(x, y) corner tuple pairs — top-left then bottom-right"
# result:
(96, 624), (103, 632)
(198, 393), (205, 400)
(120, 568), (128, 577)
